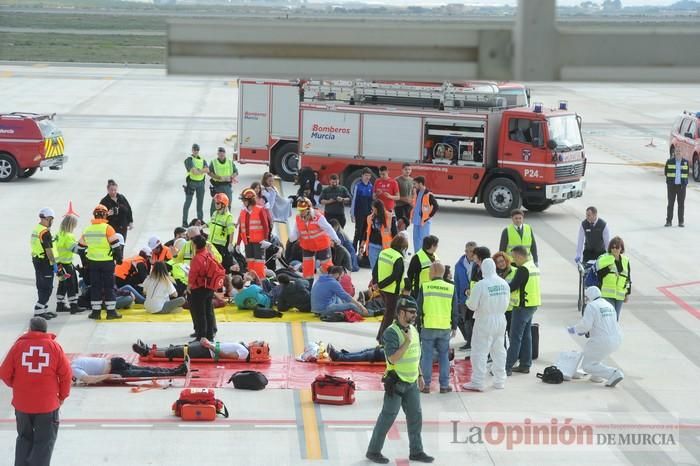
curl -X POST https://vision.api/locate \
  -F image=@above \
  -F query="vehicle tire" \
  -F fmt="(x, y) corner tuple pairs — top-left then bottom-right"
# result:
(0, 153), (18, 182)
(693, 154), (700, 182)
(523, 200), (553, 212)
(272, 142), (299, 182)
(343, 168), (376, 195)
(18, 167), (38, 178)
(483, 177), (521, 218)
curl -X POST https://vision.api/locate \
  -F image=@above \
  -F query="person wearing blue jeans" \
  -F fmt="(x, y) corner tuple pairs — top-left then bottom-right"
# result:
(118, 284), (145, 304)
(417, 262), (457, 393)
(505, 306), (537, 373)
(310, 266), (369, 317)
(411, 176), (438, 253)
(327, 344), (384, 363)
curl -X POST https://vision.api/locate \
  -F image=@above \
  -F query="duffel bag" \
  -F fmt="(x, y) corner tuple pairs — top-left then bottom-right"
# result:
(172, 388), (228, 420)
(311, 374), (356, 405)
(228, 370), (268, 390)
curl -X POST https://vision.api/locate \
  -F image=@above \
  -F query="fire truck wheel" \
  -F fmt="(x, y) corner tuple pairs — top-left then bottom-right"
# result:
(18, 168), (38, 179)
(273, 143), (299, 182)
(523, 200), (552, 212)
(693, 155), (700, 182)
(483, 178), (521, 218)
(0, 153), (19, 182)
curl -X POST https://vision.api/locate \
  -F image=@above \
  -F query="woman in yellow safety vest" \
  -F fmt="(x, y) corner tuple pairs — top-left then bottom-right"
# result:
(596, 236), (630, 321)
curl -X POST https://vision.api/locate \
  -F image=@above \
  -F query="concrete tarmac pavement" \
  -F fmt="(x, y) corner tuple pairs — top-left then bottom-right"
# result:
(1, 64), (699, 465)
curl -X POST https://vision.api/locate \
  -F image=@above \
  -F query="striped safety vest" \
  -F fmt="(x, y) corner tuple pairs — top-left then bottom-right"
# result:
(421, 279), (454, 329)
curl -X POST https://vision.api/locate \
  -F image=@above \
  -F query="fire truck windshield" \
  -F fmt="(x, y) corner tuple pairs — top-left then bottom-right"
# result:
(547, 115), (583, 151)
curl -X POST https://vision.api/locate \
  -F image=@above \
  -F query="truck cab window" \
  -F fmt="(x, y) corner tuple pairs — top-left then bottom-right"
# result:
(508, 118), (533, 144)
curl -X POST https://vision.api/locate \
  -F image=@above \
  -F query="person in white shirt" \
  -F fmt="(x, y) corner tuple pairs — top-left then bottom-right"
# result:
(132, 338), (251, 361)
(71, 356), (187, 384)
(462, 258), (510, 392)
(142, 261), (186, 314)
(567, 286), (624, 387)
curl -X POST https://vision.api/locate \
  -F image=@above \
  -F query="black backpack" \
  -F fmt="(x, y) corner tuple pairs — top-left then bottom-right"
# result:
(228, 370), (269, 390)
(253, 307), (283, 318)
(537, 366), (564, 384)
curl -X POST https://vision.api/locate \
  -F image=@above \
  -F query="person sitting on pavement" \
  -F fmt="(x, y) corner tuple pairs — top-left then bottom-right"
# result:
(71, 356), (188, 384)
(233, 271), (272, 310)
(310, 266), (369, 317)
(567, 286), (624, 387)
(132, 338), (251, 361)
(142, 261), (186, 314)
(275, 273), (311, 312)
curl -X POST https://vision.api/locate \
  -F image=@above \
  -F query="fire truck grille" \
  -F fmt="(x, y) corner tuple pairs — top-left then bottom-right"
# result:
(555, 162), (585, 180)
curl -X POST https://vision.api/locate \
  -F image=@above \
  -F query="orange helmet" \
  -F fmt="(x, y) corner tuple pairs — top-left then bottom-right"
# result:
(241, 188), (256, 200)
(296, 197), (312, 212)
(213, 192), (229, 207)
(93, 204), (108, 218)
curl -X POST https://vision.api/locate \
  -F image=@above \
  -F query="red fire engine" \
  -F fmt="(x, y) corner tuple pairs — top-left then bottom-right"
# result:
(0, 112), (67, 182)
(237, 79), (584, 217)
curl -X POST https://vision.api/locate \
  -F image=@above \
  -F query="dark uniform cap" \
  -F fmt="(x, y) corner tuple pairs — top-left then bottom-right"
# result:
(397, 296), (418, 311)
(192, 143), (200, 151)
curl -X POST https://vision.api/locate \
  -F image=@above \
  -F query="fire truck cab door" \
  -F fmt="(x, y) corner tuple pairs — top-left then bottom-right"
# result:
(501, 116), (547, 182)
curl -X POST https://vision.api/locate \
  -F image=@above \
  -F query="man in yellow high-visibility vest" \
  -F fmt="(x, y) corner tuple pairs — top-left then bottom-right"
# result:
(499, 208), (539, 265)
(366, 296), (434, 464)
(30, 208), (58, 319)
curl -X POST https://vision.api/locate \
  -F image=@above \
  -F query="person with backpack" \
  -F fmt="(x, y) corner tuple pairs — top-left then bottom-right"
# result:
(187, 235), (224, 342)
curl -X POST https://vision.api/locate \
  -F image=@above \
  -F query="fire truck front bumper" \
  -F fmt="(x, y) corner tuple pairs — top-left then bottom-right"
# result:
(546, 179), (585, 202)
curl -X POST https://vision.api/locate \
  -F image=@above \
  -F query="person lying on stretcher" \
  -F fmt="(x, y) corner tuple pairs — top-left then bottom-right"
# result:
(132, 338), (253, 361)
(71, 356), (189, 384)
(298, 342), (454, 363)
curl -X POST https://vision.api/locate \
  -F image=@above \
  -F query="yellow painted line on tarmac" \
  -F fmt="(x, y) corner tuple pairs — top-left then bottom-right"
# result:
(0, 70), (12, 77)
(227, 80), (238, 88)
(32, 63), (49, 68)
(291, 321), (322, 460)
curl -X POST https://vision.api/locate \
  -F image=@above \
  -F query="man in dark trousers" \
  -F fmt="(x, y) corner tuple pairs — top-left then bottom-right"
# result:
(575, 206), (610, 264)
(665, 151), (689, 227)
(0, 317), (72, 466)
(30, 208), (58, 320)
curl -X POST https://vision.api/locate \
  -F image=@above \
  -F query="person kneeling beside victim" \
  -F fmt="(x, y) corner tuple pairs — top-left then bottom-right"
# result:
(132, 338), (251, 361)
(71, 356), (188, 384)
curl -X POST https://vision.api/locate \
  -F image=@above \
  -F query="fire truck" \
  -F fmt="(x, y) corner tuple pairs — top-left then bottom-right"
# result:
(0, 112), (67, 182)
(237, 79), (584, 217)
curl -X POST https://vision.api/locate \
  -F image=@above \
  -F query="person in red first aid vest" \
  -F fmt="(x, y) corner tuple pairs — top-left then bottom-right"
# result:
(237, 188), (271, 279)
(289, 197), (341, 281)
(0, 317), (72, 466)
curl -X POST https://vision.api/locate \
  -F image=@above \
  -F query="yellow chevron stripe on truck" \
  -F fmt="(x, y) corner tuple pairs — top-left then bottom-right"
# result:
(44, 136), (65, 159)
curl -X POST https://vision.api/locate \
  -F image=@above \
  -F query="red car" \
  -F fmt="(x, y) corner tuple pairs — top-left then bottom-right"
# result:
(669, 111), (700, 181)
(0, 112), (67, 182)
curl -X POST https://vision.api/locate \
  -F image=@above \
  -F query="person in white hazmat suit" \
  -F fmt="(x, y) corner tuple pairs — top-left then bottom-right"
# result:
(567, 286), (624, 387)
(462, 258), (509, 391)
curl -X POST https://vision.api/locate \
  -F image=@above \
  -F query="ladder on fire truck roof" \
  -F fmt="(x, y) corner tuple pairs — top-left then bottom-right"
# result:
(302, 80), (508, 110)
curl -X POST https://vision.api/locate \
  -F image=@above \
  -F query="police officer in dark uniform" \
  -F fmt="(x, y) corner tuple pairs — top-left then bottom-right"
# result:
(575, 206), (611, 263)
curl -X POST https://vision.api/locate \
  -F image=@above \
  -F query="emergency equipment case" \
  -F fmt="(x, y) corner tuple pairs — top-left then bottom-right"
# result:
(311, 374), (356, 405)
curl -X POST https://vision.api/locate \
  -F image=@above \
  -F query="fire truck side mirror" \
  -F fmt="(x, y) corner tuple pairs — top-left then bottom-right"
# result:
(547, 140), (558, 150)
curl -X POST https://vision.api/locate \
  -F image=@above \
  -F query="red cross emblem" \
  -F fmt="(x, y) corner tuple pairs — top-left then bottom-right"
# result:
(21, 346), (50, 374)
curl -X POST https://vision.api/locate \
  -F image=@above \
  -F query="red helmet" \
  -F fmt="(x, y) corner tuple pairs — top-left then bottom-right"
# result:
(93, 204), (108, 218)
(241, 188), (256, 200)
(213, 192), (229, 207)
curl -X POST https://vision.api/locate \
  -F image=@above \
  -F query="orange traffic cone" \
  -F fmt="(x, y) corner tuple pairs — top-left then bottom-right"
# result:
(65, 201), (79, 217)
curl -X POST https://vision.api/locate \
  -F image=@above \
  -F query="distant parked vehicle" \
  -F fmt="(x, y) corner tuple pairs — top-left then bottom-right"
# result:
(0, 112), (67, 182)
(669, 111), (700, 182)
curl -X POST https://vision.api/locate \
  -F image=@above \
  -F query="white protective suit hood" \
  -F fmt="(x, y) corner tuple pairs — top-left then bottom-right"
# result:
(481, 258), (497, 279)
(585, 286), (602, 302)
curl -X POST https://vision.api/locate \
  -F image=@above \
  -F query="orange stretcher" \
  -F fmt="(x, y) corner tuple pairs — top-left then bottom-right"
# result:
(139, 342), (271, 364)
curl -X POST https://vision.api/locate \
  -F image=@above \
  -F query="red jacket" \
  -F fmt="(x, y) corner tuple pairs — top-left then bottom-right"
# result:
(188, 247), (214, 289)
(0, 332), (72, 413)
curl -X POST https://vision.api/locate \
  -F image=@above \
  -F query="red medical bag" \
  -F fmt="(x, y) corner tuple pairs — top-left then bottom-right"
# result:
(311, 375), (356, 405)
(172, 388), (228, 421)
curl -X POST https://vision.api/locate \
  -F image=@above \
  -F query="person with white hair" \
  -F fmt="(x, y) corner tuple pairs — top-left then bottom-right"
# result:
(461, 258), (509, 392)
(568, 286), (624, 387)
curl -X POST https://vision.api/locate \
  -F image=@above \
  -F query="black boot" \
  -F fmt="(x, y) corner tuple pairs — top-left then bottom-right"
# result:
(69, 303), (83, 314)
(88, 310), (101, 320)
(56, 302), (68, 313)
(106, 310), (122, 320)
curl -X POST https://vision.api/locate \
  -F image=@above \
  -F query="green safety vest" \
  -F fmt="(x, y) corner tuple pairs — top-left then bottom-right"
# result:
(377, 248), (403, 294)
(385, 323), (421, 383)
(506, 224), (533, 257)
(54, 231), (76, 265)
(188, 156), (206, 182)
(523, 259), (541, 307)
(211, 158), (235, 178)
(596, 253), (629, 301)
(421, 279), (454, 330)
(83, 223), (112, 262)
(168, 259), (188, 285)
(666, 160), (688, 182)
(30, 223), (49, 259)
(209, 210), (235, 247)
(416, 249), (438, 287)
(505, 267), (518, 312)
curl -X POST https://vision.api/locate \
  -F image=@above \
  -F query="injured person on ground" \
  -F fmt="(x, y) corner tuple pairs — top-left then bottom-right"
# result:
(71, 356), (189, 384)
(132, 338), (254, 361)
(298, 342), (454, 363)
